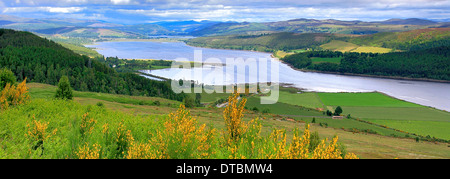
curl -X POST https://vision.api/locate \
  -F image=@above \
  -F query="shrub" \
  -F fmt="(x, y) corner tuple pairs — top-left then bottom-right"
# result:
(0, 78), (29, 110)
(96, 102), (104, 107)
(0, 68), (16, 89)
(55, 76), (73, 100)
(334, 106), (343, 116)
(183, 95), (195, 108)
(223, 93), (248, 143)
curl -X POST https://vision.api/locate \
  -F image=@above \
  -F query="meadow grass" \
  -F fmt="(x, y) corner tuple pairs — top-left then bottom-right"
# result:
(317, 92), (422, 107)
(341, 106), (450, 122)
(15, 83), (450, 159)
(28, 83), (180, 108)
(277, 91), (324, 109)
(366, 120), (450, 140)
(320, 40), (359, 52)
(350, 46), (393, 53)
(245, 96), (324, 116)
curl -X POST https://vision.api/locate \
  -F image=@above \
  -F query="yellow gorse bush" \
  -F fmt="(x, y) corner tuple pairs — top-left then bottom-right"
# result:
(80, 112), (97, 136)
(153, 104), (216, 159)
(125, 130), (164, 159)
(0, 78), (29, 110)
(288, 126), (311, 159)
(223, 92), (248, 143)
(25, 119), (57, 146)
(222, 92), (358, 159)
(77, 143), (101, 159)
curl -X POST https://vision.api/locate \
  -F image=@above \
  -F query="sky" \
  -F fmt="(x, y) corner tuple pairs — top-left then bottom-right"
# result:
(0, 0), (449, 24)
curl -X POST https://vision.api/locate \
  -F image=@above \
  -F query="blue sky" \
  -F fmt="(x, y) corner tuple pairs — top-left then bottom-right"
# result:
(1, 0), (449, 24)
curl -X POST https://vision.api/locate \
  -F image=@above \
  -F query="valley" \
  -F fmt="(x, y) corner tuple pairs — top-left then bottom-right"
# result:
(0, 13), (449, 159)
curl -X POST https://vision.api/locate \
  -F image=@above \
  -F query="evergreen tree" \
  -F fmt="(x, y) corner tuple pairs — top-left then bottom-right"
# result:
(195, 93), (202, 107)
(55, 76), (73, 100)
(334, 106), (343, 116)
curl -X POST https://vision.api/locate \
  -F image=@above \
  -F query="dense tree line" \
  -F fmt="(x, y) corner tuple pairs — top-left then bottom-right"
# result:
(281, 47), (450, 81)
(97, 57), (172, 73)
(0, 29), (185, 101)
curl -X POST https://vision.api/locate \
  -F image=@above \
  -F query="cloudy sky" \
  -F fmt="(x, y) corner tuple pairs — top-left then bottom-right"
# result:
(1, 0), (449, 24)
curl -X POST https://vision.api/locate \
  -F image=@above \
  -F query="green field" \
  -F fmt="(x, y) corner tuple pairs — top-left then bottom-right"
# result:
(277, 91), (324, 109)
(261, 90), (450, 140)
(320, 40), (359, 52)
(315, 92), (450, 140)
(28, 83), (180, 108)
(245, 95), (324, 116)
(317, 92), (421, 107)
(369, 120), (450, 139)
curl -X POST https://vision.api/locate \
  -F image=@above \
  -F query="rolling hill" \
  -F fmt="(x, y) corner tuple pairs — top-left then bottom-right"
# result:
(188, 18), (447, 36)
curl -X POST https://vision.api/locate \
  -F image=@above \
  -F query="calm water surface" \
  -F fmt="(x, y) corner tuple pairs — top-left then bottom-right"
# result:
(87, 41), (450, 112)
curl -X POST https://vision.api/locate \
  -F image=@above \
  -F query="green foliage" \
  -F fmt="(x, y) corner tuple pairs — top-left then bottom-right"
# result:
(98, 57), (173, 73)
(309, 131), (321, 151)
(183, 95), (195, 108)
(281, 53), (312, 69)
(0, 68), (16, 89)
(55, 76), (73, 100)
(334, 106), (343, 116)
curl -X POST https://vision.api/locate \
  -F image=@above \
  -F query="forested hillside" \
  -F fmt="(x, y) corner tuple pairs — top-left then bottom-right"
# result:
(0, 29), (184, 101)
(281, 47), (450, 81)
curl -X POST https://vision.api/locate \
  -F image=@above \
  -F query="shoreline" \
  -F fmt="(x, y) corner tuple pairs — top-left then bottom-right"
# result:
(186, 43), (450, 84)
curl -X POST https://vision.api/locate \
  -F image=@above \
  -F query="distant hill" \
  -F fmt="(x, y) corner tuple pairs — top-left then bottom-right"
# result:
(187, 28), (450, 53)
(1, 14), (447, 39)
(153, 20), (222, 34)
(378, 18), (438, 25)
(188, 18), (444, 36)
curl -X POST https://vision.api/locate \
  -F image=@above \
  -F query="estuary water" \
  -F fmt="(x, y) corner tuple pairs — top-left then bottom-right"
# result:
(86, 41), (450, 112)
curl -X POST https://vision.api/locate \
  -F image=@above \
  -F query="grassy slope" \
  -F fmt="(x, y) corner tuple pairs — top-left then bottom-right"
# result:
(320, 40), (360, 52)
(348, 28), (450, 50)
(56, 42), (102, 58)
(21, 83), (450, 159)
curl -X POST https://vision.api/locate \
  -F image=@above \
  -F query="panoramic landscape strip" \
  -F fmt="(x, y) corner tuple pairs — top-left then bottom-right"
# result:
(0, 0), (449, 168)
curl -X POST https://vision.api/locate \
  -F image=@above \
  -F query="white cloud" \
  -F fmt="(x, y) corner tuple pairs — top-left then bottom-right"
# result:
(110, 0), (131, 5)
(47, 7), (85, 13)
(3, 6), (86, 13)
(1, 0), (449, 22)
